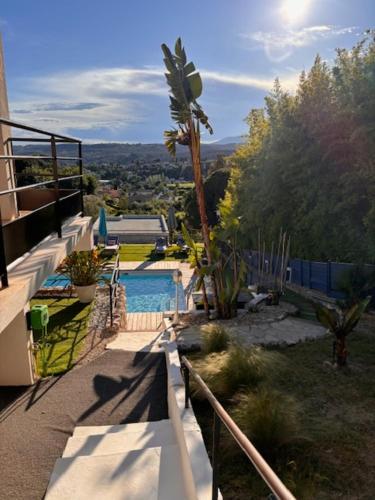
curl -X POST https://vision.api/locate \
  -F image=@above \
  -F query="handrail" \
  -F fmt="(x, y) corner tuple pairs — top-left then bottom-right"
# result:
(0, 117), (80, 142)
(0, 175), (82, 196)
(0, 117), (84, 288)
(180, 355), (296, 500)
(0, 155), (81, 161)
(108, 253), (120, 327)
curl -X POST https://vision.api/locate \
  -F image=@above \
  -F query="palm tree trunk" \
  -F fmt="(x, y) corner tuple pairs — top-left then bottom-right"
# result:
(336, 335), (348, 366)
(188, 119), (220, 315)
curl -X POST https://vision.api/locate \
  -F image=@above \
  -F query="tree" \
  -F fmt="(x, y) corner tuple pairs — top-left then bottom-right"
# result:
(184, 167), (230, 228)
(161, 37), (219, 312)
(223, 33), (375, 263)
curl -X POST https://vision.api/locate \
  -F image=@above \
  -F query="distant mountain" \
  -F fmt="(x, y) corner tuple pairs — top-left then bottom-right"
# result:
(14, 142), (238, 165)
(213, 135), (246, 145)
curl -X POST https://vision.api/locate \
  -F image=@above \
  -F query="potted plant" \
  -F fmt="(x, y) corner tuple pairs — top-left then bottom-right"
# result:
(57, 250), (106, 303)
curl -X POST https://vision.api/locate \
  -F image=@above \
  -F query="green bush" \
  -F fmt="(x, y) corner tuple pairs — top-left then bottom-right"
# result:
(194, 345), (283, 399)
(233, 387), (301, 458)
(202, 324), (230, 353)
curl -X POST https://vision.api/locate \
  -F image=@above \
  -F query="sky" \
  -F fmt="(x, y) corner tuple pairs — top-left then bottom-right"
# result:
(0, 0), (373, 143)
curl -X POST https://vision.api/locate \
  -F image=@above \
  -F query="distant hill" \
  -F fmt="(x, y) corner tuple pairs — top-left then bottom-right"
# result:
(213, 135), (246, 145)
(14, 141), (238, 165)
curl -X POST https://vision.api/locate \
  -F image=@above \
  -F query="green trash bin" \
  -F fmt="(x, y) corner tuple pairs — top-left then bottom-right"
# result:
(30, 305), (49, 330)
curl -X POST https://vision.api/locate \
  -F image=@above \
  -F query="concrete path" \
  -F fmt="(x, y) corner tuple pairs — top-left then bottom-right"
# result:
(177, 316), (327, 350)
(106, 330), (166, 352)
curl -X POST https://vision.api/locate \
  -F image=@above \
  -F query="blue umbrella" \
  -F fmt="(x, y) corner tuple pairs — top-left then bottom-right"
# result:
(98, 207), (108, 243)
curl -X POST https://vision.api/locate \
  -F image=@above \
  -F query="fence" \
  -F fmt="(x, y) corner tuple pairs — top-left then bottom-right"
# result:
(244, 250), (375, 300)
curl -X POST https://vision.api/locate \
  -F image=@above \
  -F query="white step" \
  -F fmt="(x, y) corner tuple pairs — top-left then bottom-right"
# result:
(73, 419), (172, 438)
(63, 423), (176, 458)
(106, 331), (165, 352)
(45, 445), (187, 500)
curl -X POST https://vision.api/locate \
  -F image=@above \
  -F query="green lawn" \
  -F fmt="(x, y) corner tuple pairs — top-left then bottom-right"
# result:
(30, 297), (91, 376)
(118, 243), (203, 262)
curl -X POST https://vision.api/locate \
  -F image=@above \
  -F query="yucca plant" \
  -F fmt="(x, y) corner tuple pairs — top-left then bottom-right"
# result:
(161, 38), (218, 312)
(315, 297), (370, 366)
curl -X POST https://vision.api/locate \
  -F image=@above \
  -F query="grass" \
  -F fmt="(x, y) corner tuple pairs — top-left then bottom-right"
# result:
(201, 324), (230, 353)
(117, 243), (204, 262)
(30, 297), (91, 376)
(188, 313), (375, 498)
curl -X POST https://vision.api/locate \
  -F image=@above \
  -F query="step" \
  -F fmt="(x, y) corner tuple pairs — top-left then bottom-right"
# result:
(73, 419), (172, 438)
(106, 331), (166, 352)
(45, 445), (187, 500)
(63, 423), (176, 458)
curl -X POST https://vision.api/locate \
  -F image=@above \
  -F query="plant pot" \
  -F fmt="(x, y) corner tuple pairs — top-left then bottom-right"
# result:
(75, 284), (97, 303)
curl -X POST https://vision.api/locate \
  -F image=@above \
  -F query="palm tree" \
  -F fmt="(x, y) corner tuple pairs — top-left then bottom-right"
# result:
(161, 38), (219, 312)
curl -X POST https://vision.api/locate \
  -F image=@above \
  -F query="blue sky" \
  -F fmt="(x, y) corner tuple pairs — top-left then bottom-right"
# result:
(0, 0), (373, 143)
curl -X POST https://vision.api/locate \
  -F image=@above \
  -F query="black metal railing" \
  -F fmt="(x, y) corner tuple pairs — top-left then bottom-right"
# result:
(0, 117), (84, 288)
(180, 356), (296, 500)
(109, 254), (120, 327)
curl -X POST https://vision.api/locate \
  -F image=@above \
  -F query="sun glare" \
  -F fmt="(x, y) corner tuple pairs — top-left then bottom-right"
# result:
(281, 0), (311, 25)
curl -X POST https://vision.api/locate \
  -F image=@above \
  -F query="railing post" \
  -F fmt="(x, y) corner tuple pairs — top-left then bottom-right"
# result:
(183, 363), (190, 409)
(212, 412), (221, 500)
(109, 283), (113, 327)
(50, 136), (62, 237)
(0, 206), (8, 287)
(78, 142), (84, 216)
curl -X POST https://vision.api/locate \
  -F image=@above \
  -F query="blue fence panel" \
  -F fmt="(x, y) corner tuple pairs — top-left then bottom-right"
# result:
(290, 259), (302, 285)
(310, 262), (328, 294)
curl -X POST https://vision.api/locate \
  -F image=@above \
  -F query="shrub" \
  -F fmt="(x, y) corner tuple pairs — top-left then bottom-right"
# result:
(193, 345), (284, 399)
(201, 324), (230, 353)
(233, 387), (301, 459)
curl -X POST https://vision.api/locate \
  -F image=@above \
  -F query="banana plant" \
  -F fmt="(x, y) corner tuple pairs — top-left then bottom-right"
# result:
(162, 38), (219, 313)
(315, 297), (370, 366)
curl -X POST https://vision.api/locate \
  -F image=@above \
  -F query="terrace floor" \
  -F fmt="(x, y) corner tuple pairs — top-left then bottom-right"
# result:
(0, 350), (168, 500)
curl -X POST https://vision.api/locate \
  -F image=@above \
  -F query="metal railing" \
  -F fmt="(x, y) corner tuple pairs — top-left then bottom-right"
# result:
(0, 118), (84, 288)
(180, 356), (296, 500)
(108, 254), (120, 327)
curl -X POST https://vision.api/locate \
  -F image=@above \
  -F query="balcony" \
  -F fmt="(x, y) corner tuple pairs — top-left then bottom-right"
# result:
(0, 117), (85, 288)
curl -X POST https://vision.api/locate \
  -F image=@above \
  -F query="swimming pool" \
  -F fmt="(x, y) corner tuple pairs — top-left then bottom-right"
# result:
(119, 272), (186, 312)
(41, 272), (186, 313)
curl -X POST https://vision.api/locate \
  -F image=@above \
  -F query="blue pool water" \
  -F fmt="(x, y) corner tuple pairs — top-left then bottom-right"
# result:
(118, 273), (186, 312)
(42, 272), (186, 313)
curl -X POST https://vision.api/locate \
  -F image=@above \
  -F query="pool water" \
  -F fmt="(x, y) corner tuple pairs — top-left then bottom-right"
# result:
(118, 273), (186, 312)
(41, 272), (186, 313)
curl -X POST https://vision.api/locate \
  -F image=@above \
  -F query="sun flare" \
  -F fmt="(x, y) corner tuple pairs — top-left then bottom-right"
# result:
(281, 0), (311, 25)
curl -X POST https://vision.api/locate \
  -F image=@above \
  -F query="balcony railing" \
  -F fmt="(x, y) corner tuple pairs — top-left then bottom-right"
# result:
(0, 118), (84, 288)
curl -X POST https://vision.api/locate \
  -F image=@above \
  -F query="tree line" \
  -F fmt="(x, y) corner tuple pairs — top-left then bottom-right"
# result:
(224, 31), (375, 263)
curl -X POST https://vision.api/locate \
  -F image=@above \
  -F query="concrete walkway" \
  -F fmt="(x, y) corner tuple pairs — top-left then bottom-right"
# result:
(177, 316), (327, 350)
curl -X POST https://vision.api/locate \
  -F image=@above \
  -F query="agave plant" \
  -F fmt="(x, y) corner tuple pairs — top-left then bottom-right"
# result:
(161, 38), (218, 311)
(315, 297), (370, 366)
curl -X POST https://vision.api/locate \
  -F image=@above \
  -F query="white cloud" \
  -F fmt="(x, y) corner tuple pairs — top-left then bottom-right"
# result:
(242, 25), (357, 62)
(9, 64), (300, 136)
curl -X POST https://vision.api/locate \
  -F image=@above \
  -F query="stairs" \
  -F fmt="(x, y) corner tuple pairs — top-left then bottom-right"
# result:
(45, 419), (188, 500)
